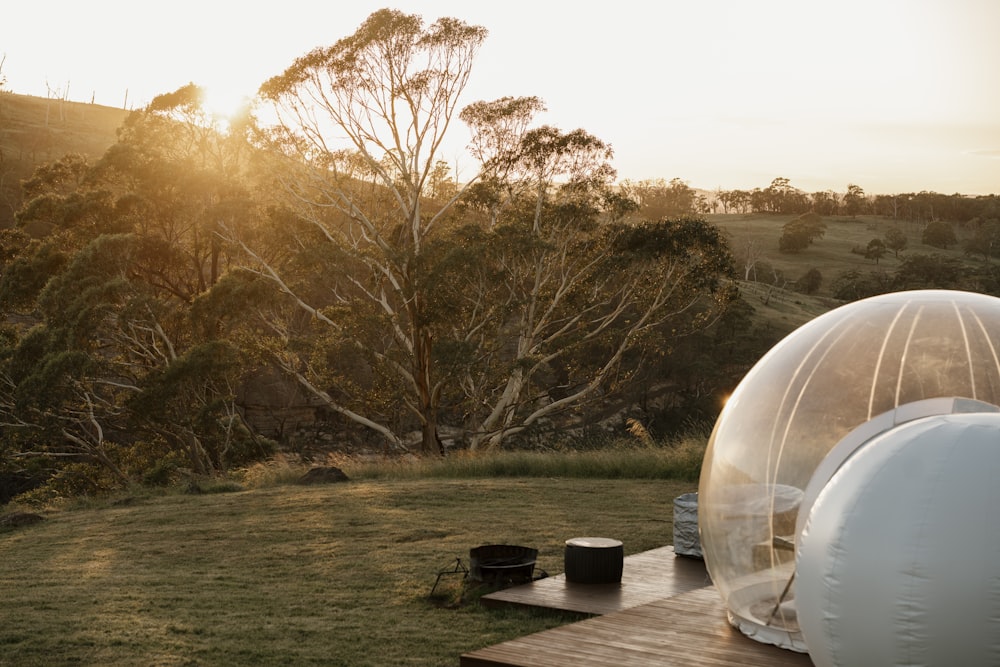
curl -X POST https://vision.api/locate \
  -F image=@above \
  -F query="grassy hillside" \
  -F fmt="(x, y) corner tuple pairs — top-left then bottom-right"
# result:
(0, 475), (696, 666)
(0, 92), (127, 226)
(711, 212), (977, 297)
(704, 211), (997, 341)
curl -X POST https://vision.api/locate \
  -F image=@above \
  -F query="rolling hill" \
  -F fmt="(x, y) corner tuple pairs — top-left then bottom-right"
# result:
(0, 91), (127, 226)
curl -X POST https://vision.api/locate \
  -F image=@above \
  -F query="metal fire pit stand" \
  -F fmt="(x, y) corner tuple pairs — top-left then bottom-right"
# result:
(430, 558), (469, 598)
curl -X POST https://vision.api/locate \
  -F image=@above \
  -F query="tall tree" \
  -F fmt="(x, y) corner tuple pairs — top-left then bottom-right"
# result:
(884, 225), (907, 258)
(238, 10), (736, 454)
(756, 177), (808, 214)
(865, 237), (887, 264)
(450, 99), (734, 449)
(810, 190), (840, 216)
(842, 183), (867, 217)
(620, 178), (699, 219)
(246, 9), (488, 455)
(922, 221), (957, 249)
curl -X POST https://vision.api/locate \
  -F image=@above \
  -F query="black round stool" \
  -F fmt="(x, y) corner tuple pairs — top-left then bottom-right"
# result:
(564, 537), (623, 584)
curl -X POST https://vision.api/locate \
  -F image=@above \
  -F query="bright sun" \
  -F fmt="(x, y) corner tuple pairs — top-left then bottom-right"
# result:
(199, 85), (253, 123)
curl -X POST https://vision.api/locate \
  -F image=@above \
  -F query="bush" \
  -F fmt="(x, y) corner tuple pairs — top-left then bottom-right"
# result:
(798, 267), (822, 294)
(922, 221), (957, 248)
(779, 213), (826, 253)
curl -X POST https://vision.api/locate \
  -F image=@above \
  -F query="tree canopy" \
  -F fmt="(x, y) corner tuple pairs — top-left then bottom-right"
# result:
(778, 212), (826, 253)
(0, 10), (804, 500)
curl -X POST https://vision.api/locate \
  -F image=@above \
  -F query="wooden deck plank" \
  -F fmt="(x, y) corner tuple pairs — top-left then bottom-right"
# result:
(480, 545), (711, 615)
(463, 547), (814, 667)
(461, 586), (814, 667)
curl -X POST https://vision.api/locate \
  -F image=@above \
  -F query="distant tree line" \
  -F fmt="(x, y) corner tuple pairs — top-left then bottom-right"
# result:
(714, 177), (1000, 223)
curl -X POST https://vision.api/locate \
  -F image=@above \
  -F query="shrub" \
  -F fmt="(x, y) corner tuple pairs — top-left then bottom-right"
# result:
(922, 221), (957, 248)
(798, 267), (822, 294)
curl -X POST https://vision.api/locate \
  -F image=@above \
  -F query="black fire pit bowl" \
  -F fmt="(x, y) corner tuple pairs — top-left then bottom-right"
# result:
(469, 544), (537, 585)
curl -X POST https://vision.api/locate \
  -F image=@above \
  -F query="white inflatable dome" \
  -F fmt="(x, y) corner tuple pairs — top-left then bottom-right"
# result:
(796, 412), (1000, 667)
(697, 289), (1000, 651)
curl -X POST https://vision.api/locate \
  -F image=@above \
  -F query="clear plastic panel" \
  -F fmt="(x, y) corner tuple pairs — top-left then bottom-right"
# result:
(697, 289), (1000, 650)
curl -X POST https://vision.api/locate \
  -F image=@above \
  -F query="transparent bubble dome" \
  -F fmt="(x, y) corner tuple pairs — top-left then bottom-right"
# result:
(697, 289), (1000, 651)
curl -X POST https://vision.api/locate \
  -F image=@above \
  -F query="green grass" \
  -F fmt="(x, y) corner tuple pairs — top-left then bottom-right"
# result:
(706, 212), (991, 336)
(0, 470), (698, 666)
(710, 213), (980, 295)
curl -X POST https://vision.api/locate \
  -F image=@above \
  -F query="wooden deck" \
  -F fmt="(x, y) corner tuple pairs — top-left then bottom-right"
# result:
(461, 547), (814, 667)
(480, 546), (711, 616)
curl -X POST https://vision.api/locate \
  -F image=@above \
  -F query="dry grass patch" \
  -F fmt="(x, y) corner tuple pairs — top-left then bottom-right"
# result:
(0, 477), (695, 666)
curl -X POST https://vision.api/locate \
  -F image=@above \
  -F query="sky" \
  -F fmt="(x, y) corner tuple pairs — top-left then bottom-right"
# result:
(3, 0), (1000, 195)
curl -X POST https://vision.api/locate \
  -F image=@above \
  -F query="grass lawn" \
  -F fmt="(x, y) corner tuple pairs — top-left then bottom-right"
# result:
(0, 477), (696, 666)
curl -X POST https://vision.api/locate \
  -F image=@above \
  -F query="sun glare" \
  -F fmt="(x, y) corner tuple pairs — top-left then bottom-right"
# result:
(199, 85), (253, 125)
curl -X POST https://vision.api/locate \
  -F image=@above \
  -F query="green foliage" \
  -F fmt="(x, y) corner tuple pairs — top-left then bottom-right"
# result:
(146, 82), (206, 115)
(14, 349), (93, 411)
(884, 225), (908, 257)
(962, 218), (1000, 261)
(865, 237), (887, 263)
(0, 239), (68, 312)
(742, 177), (810, 215)
(831, 268), (890, 301)
(842, 183), (868, 216)
(130, 341), (276, 472)
(798, 267), (822, 295)
(778, 212), (826, 253)
(922, 220), (957, 248)
(0, 85), (262, 495)
(12, 461), (121, 505)
(894, 253), (966, 289)
(621, 177), (702, 219)
(139, 451), (184, 486)
(609, 217), (732, 274)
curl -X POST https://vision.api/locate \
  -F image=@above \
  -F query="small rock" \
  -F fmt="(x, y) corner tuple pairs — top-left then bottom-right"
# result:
(298, 466), (350, 485)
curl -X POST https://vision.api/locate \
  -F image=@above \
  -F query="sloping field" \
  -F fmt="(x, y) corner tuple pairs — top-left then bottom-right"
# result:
(0, 477), (696, 666)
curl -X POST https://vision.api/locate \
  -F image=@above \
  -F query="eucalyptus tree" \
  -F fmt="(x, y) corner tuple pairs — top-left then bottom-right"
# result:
(244, 9), (488, 455)
(619, 177), (699, 219)
(453, 99), (732, 448)
(0, 86), (265, 492)
(0, 234), (249, 488)
(842, 183), (868, 217)
(778, 212), (826, 253)
(884, 225), (907, 258)
(865, 237), (887, 264)
(240, 9), (735, 454)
